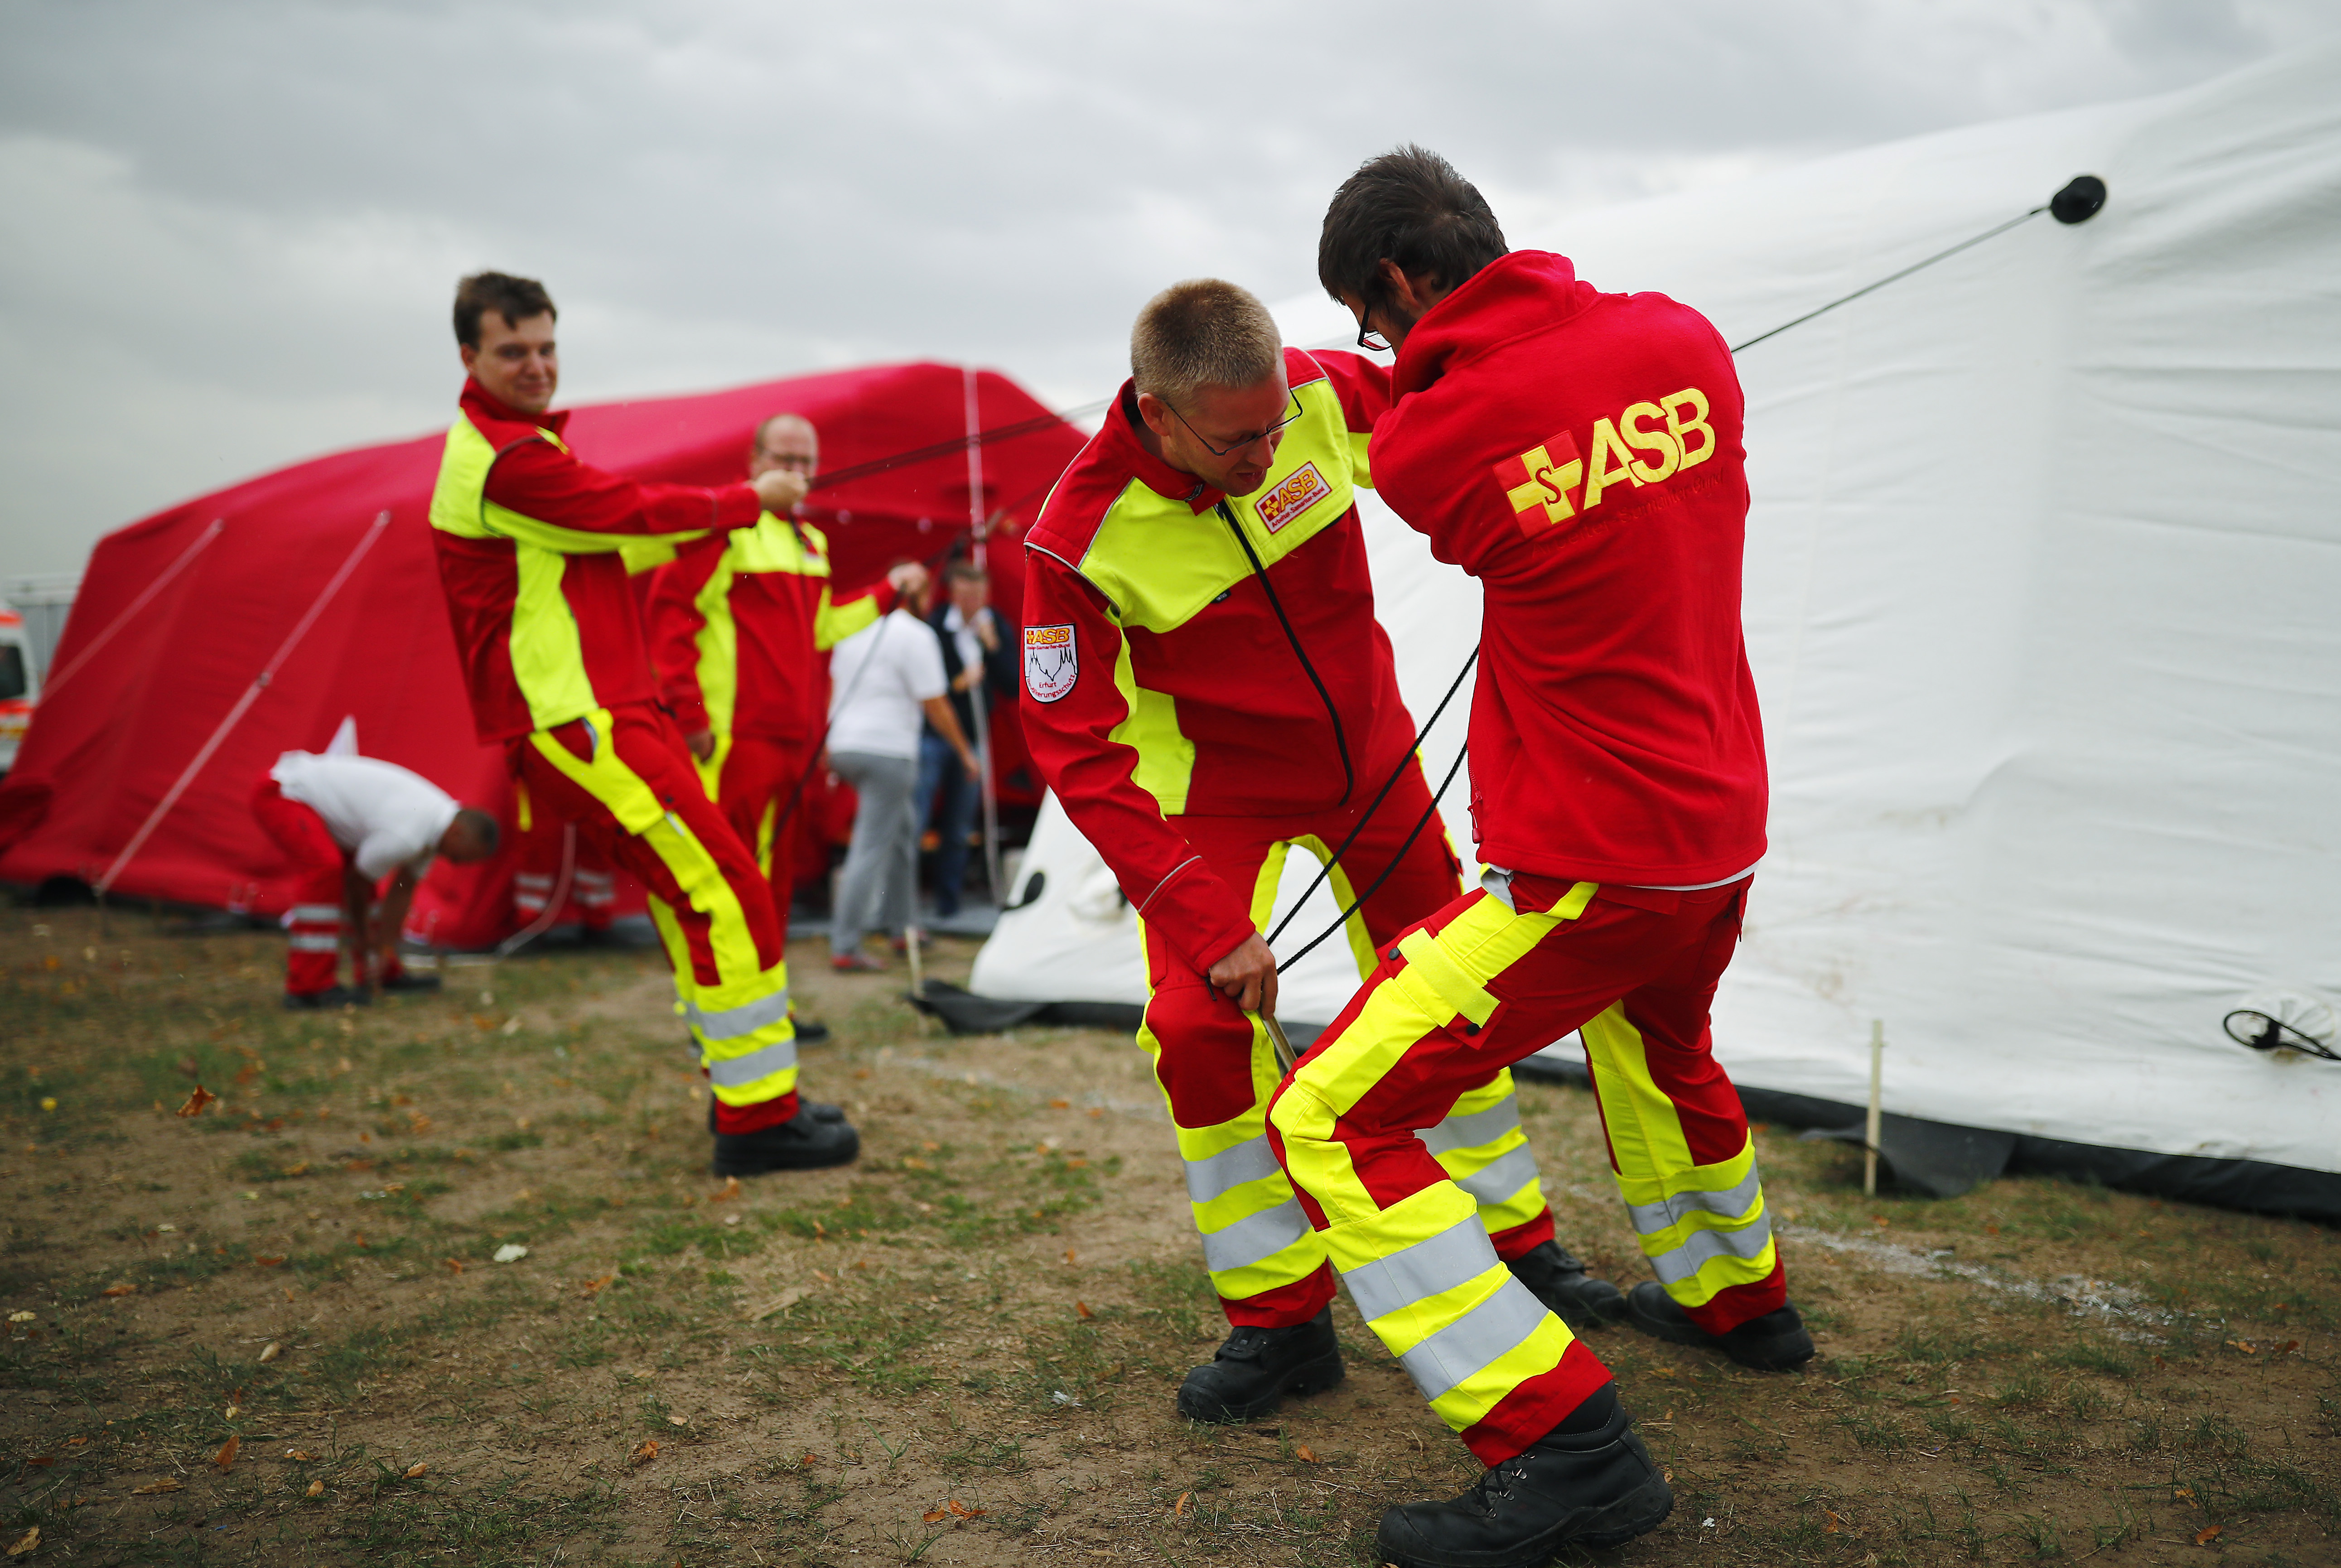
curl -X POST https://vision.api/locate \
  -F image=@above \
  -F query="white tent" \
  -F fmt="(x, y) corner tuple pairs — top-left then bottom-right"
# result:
(970, 39), (2341, 1198)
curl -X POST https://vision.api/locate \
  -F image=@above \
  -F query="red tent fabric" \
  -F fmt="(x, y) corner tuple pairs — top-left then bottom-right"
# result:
(0, 362), (1084, 948)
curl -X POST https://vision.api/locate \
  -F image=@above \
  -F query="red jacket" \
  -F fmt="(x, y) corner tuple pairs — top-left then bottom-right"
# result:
(1371, 251), (1767, 886)
(429, 379), (762, 743)
(645, 516), (897, 744)
(1021, 347), (1419, 973)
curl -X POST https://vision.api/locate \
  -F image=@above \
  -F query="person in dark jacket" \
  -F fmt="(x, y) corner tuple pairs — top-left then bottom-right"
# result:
(917, 560), (1015, 917)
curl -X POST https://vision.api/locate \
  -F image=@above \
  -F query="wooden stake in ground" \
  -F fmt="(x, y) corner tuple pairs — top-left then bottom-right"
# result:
(1865, 1018), (1886, 1197)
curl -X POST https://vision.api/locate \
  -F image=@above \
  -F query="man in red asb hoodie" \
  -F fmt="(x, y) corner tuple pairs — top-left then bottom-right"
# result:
(1021, 279), (1621, 1431)
(1267, 149), (1809, 1567)
(428, 271), (857, 1177)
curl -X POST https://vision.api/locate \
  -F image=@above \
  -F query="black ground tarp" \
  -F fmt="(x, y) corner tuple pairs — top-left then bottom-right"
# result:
(907, 981), (2338, 1224)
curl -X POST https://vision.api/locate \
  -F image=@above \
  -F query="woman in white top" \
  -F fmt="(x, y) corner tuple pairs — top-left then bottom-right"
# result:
(825, 588), (979, 970)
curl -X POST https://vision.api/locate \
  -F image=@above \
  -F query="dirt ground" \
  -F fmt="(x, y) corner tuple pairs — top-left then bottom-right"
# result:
(2, 905), (2335, 1566)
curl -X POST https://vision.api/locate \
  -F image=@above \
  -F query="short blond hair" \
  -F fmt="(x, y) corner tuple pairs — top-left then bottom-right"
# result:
(1130, 279), (1283, 406)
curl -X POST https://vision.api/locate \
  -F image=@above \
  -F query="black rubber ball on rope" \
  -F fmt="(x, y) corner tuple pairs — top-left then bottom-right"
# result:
(2051, 174), (2108, 224)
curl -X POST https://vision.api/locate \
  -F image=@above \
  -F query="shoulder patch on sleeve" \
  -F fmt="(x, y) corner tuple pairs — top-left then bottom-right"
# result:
(1023, 623), (1078, 702)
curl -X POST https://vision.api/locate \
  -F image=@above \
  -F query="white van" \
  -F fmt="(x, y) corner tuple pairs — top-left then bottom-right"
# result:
(0, 600), (39, 777)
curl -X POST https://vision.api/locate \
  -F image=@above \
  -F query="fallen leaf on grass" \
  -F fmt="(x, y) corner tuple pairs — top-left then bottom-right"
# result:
(64, 1438), (86, 1448)
(709, 1177), (741, 1203)
(492, 1244), (528, 1264)
(214, 1436), (240, 1470)
(948, 1500), (985, 1518)
(7, 1526), (39, 1558)
(99, 1283), (136, 1298)
(1049, 1099), (1070, 1109)
(24, 1456), (54, 1468)
(1074, 1301), (1094, 1319)
(2196, 1524), (2223, 1545)
(1174, 1491), (1192, 1516)
(1822, 1508), (1845, 1534)
(176, 1086), (216, 1117)
(666, 1416), (687, 1428)
(922, 1508), (948, 1524)
(5, 1312), (31, 1324)
(130, 1479), (182, 1494)
(1294, 1444), (1319, 1463)
(258, 1343), (280, 1364)
(629, 1442), (659, 1467)
(442, 1259), (466, 1274)
(223, 1404), (241, 1421)
(304, 1480), (323, 1498)
(284, 1449), (317, 1462)
(255, 1257), (285, 1269)
(402, 1462), (427, 1479)
(279, 1163), (308, 1177)
(2227, 1340), (2259, 1355)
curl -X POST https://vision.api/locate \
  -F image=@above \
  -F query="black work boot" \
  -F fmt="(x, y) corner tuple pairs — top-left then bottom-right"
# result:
(707, 1098), (846, 1134)
(1176, 1307), (1342, 1423)
(378, 971), (442, 994)
(1505, 1242), (1627, 1332)
(788, 1015), (833, 1045)
(284, 986), (369, 1010)
(1376, 1382), (1671, 1567)
(1623, 1281), (1814, 1370)
(710, 1104), (859, 1175)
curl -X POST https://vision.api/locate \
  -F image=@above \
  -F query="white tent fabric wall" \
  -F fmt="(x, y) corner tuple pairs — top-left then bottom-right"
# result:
(971, 38), (2341, 1181)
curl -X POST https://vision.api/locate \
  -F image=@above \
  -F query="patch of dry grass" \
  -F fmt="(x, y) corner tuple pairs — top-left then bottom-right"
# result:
(1, 904), (2336, 1565)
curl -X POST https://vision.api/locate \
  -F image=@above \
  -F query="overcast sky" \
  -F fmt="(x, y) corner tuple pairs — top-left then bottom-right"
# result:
(1, 0), (2331, 579)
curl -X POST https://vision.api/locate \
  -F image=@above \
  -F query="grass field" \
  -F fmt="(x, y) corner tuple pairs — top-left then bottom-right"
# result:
(2, 905), (2335, 1566)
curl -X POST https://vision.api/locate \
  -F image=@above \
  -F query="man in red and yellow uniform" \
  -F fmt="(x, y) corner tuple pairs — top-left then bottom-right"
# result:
(1021, 279), (1624, 1428)
(645, 413), (922, 959)
(428, 270), (857, 1176)
(1267, 149), (1810, 1567)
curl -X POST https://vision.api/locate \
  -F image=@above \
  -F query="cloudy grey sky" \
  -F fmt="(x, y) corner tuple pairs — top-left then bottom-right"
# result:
(2, 0), (2331, 578)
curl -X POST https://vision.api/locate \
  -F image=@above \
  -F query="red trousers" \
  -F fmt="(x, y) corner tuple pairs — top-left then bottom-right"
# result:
(699, 733), (811, 945)
(513, 703), (799, 1130)
(1144, 757), (1558, 1328)
(252, 777), (348, 996)
(1269, 871), (1783, 1464)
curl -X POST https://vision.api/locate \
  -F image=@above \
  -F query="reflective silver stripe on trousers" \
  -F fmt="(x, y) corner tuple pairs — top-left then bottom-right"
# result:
(1646, 1211), (1776, 1287)
(1417, 1099), (1523, 1155)
(1626, 1165), (1765, 1237)
(287, 935), (341, 952)
(1342, 1214), (1499, 1324)
(686, 990), (791, 1042)
(288, 904), (341, 922)
(706, 1037), (799, 1087)
(1185, 1135), (1283, 1205)
(1199, 1198), (1312, 1275)
(1453, 1144), (1541, 1209)
(1400, 1276), (1551, 1402)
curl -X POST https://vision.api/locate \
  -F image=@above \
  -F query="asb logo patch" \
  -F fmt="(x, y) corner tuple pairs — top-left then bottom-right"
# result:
(1493, 387), (1717, 540)
(1253, 461), (1332, 535)
(1023, 623), (1078, 703)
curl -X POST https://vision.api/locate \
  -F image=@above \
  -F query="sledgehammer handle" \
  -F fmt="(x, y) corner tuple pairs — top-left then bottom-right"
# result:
(1261, 1013), (1298, 1077)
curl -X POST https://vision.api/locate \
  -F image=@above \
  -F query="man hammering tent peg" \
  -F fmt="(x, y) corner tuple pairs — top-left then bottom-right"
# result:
(1265, 147), (1810, 1566)
(1018, 275), (1627, 1433)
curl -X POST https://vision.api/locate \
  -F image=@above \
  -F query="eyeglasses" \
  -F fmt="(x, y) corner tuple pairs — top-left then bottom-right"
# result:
(1354, 289), (1391, 354)
(1165, 390), (1305, 457)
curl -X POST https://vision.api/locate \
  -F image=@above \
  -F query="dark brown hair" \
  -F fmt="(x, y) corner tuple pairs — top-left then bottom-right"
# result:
(1318, 145), (1507, 305)
(453, 272), (557, 348)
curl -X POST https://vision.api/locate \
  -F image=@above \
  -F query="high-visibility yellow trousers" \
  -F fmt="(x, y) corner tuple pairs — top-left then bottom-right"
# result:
(1269, 870), (1783, 1464)
(513, 702), (801, 1129)
(1149, 759), (1561, 1329)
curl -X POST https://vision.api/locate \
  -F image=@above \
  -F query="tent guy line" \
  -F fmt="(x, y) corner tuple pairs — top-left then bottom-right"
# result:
(38, 519), (223, 701)
(1261, 175), (2109, 979)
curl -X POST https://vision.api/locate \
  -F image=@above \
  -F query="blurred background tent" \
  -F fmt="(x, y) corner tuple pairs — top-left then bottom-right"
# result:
(0, 362), (1086, 947)
(967, 38), (2341, 1214)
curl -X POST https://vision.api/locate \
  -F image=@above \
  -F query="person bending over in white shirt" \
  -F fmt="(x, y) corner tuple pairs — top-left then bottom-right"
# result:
(254, 751), (500, 1008)
(824, 590), (978, 971)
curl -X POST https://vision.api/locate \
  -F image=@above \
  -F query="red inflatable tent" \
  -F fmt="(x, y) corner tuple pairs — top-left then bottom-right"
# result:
(0, 362), (1085, 948)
